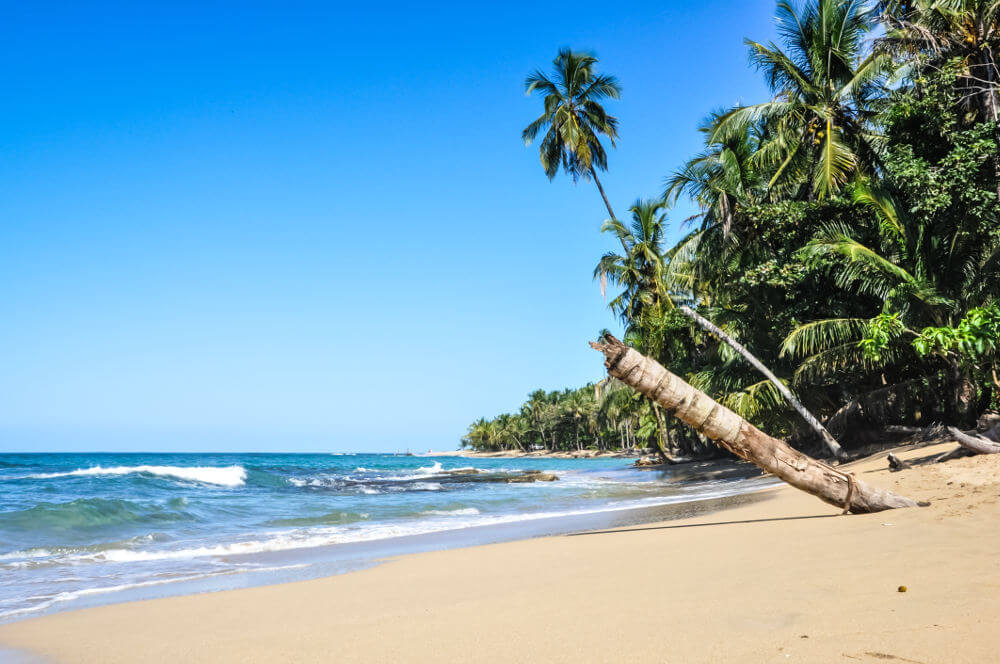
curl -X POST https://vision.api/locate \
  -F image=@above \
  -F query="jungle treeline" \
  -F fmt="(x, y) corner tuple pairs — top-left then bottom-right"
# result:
(464, 0), (1000, 457)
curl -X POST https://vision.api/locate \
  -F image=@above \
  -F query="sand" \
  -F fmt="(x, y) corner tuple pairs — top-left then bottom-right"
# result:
(2, 442), (998, 663)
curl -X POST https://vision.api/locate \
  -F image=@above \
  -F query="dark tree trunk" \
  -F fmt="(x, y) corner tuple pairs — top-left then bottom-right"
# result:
(651, 402), (673, 463)
(948, 359), (977, 428)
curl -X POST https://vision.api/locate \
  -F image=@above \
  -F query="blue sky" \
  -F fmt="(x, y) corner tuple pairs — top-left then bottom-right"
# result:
(0, 1), (777, 452)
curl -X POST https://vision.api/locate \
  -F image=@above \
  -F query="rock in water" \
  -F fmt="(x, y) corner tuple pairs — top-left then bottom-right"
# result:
(505, 472), (558, 483)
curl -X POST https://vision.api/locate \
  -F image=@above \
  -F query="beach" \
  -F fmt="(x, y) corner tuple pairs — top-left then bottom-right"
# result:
(1, 442), (997, 663)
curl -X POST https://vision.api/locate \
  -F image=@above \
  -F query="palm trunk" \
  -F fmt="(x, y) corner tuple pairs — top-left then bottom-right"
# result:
(678, 306), (845, 459)
(590, 169), (630, 255)
(590, 335), (919, 513)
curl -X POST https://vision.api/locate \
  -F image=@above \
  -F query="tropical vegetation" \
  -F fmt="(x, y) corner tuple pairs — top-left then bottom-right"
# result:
(464, 0), (1000, 457)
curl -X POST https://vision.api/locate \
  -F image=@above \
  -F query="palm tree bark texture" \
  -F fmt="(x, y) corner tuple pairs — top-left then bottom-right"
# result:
(591, 335), (920, 513)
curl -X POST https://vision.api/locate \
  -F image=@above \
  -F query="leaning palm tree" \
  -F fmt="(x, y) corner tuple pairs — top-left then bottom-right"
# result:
(522, 48), (623, 222)
(598, 201), (847, 457)
(713, 0), (891, 199)
(591, 334), (919, 512)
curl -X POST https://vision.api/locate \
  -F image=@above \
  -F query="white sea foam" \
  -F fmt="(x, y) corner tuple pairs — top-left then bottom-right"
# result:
(0, 574), (215, 620)
(0, 564), (311, 621)
(421, 508), (480, 516)
(27, 465), (247, 487)
(380, 462), (445, 481)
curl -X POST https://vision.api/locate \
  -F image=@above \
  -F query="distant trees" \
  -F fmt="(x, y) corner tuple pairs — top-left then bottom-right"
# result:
(461, 381), (704, 455)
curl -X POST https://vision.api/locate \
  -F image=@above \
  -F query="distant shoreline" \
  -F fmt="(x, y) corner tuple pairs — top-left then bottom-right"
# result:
(421, 449), (640, 459)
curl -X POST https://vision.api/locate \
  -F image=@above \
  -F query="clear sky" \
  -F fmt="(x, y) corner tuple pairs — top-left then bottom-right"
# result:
(1, 1), (777, 452)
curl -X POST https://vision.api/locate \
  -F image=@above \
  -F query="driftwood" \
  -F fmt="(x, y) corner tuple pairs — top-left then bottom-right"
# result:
(946, 426), (1000, 454)
(887, 453), (911, 472)
(590, 335), (920, 513)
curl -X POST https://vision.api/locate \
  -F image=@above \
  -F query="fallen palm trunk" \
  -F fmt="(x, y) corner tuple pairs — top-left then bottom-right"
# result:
(591, 335), (920, 513)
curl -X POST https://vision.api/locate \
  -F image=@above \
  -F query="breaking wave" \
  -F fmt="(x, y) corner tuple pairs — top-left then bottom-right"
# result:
(25, 465), (247, 487)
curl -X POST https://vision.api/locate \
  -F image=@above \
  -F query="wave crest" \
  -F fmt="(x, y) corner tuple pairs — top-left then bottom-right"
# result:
(27, 465), (247, 487)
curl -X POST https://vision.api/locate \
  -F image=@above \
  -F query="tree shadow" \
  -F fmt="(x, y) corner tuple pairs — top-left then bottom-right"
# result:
(567, 514), (837, 537)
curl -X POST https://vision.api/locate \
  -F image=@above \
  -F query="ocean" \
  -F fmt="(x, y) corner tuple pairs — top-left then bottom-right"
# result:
(0, 452), (775, 622)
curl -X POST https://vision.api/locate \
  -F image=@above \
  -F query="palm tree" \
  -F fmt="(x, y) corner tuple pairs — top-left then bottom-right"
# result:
(561, 389), (594, 451)
(462, 418), (491, 450)
(496, 413), (527, 451)
(591, 335), (918, 512)
(713, 0), (891, 199)
(664, 111), (766, 237)
(522, 48), (623, 224)
(597, 198), (845, 455)
(594, 199), (670, 324)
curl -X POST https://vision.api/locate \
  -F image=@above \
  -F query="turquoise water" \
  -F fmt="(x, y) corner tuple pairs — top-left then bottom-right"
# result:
(0, 452), (772, 621)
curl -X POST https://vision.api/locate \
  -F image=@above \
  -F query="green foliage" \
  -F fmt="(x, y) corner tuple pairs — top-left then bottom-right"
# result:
(711, 0), (891, 199)
(858, 313), (906, 361)
(657, 1), (1000, 437)
(913, 304), (1000, 358)
(522, 49), (621, 182)
(505, 0), (1000, 451)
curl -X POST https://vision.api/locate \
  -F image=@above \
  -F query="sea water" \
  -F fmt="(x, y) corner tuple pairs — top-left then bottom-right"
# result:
(0, 452), (774, 621)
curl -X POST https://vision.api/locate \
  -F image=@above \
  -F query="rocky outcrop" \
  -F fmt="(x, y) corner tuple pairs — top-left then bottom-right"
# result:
(505, 470), (559, 483)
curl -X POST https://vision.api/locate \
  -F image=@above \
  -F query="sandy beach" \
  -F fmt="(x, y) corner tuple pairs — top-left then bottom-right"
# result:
(1, 442), (998, 663)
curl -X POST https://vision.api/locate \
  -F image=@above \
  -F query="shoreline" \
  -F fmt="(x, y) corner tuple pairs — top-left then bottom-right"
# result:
(0, 468), (777, 625)
(2, 442), (999, 663)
